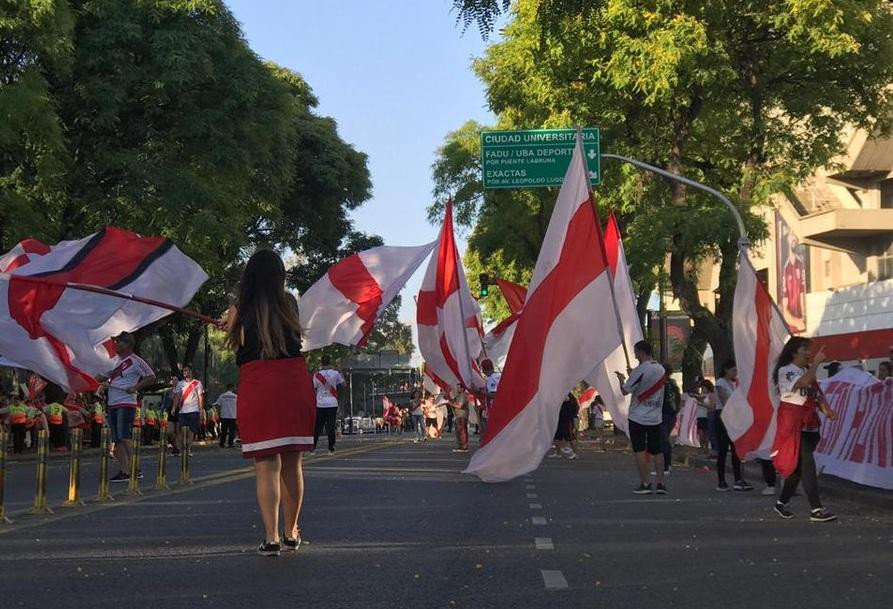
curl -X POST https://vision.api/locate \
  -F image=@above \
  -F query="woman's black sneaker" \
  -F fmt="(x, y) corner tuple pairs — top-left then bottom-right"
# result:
(109, 471), (130, 483)
(257, 541), (281, 557)
(633, 483), (653, 495)
(809, 508), (837, 523)
(774, 502), (795, 519)
(281, 537), (302, 552)
(655, 483), (668, 495)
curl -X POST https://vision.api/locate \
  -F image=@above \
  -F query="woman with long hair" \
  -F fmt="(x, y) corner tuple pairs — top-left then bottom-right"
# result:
(771, 336), (838, 522)
(713, 360), (752, 492)
(225, 250), (317, 556)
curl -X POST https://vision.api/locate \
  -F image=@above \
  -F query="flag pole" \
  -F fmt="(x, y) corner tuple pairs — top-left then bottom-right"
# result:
(575, 127), (632, 371)
(448, 199), (485, 384)
(2, 274), (223, 327)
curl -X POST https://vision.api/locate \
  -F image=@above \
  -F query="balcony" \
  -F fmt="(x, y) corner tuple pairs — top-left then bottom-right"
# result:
(798, 208), (893, 255)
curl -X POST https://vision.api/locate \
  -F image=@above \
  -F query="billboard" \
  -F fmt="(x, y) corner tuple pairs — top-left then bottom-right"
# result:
(775, 212), (808, 333)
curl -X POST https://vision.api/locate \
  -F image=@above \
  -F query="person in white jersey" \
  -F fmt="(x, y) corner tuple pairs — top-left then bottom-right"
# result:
(714, 360), (753, 492)
(173, 364), (204, 454)
(312, 355), (344, 454)
(615, 340), (668, 495)
(214, 384), (238, 448)
(99, 332), (156, 482)
(481, 358), (500, 436)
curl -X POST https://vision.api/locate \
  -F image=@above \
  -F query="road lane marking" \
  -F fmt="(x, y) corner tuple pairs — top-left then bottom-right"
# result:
(525, 484), (536, 490)
(541, 570), (568, 589)
(535, 537), (554, 550)
(526, 493), (538, 499)
(531, 516), (547, 525)
(529, 503), (543, 509)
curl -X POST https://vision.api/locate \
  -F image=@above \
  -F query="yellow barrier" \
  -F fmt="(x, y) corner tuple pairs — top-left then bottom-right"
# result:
(62, 428), (85, 507)
(94, 426), (114, 503)
(155, 413), (170, 491)
(128, 425), (142, 496)
(29, 429), (53, 515)
(0, 430), (12, 524)
(178, 426), (192, 485)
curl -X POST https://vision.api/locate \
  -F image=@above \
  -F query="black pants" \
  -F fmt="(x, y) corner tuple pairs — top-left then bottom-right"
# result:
(313, 408), (337, 451)
(660, 413), (676, 472)
(90, 422), (102, 447)
(779, 431), (822, 509)
(219, 418), (237, 447)
(49, 423), (66, 449)
(714, 412), (742, 484)
(759, 458), (777, 487)
(11, 424), (26, 453)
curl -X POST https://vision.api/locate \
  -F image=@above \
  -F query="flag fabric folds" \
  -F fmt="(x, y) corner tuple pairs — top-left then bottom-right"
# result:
(0, 227), (208, 392)
(482, 278), (527, 370)
(673, 394), (701, 448)
(465, 135), (622, 482)
(721, 251), (791, 460)
(416, 202), (484, 391)
(583, 212), (643, 435)
(300, 242), (436, 351)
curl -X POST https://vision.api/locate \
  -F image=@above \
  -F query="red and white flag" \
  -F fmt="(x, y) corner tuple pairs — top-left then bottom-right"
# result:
(0, 227), (208, 392)
(417, 202), (484, 391)
(583, 212), (643, 435)
(721, 251), (790, 460)
(300, 242), (435, 351)
(673, 394), (701, 448)
(465, 135), (622, 482)
(481, 278), (527, 369)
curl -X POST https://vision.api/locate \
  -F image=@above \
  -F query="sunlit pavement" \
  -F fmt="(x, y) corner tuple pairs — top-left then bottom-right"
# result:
(1, 435), (891, 609)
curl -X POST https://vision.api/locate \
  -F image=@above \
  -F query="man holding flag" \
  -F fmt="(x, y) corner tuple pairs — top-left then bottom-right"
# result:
(312, 355), (344, 454)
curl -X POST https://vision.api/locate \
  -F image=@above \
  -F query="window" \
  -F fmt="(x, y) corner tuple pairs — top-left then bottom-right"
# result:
(882, 180), (893, 209)
(878, 242), (893, 281)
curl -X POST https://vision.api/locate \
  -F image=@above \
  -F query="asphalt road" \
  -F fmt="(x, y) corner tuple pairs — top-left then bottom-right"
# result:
(1, 435), (891, 609)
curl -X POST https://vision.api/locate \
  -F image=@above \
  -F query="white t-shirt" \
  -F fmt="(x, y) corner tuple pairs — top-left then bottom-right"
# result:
(411, 400), (423, 416)
(714, 378), (736, 411)
(622, 360), (665, 426)
(107, 354), (154, 408)
(214, 391), (237, 419)
(778, 364), (809, 405)
(486, 372), (502, 395)
(176, 379), (204, 414)
(313, 368), (344, 408)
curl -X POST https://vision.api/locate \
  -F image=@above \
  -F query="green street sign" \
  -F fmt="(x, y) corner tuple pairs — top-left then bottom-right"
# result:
(480, 128), (601, 189)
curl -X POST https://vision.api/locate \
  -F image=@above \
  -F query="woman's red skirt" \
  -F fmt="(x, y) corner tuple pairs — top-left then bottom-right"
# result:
(771, 400), (820, 477)
(237, 357), (317, 459)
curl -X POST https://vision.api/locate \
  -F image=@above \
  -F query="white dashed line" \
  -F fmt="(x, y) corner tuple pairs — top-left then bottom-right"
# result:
(525, 484), (536, 490)
(531, 516), (547, 525)
(541, 570), (568, 589)
(535, 537), (554, 550)
(529, 503), (543, 509)
(526, 493), (538, 499)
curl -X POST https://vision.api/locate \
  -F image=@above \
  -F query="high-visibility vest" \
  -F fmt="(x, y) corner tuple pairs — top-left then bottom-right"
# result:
(47, 402), (65, 426)
(132, 408), (142, 428)
(145, 409), (158, 427)
(93, 404), (105, 424)
(9, 404), (27, 425)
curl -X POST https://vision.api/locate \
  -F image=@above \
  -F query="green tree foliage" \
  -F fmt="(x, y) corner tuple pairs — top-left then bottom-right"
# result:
(440, 0), (893, 376)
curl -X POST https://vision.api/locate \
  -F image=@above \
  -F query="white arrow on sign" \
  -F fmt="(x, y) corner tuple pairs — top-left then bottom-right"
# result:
(587, 149), (597, 160)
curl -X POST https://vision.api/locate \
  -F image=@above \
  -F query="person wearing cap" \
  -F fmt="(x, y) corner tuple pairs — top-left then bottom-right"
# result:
(823, 360), (841, 378)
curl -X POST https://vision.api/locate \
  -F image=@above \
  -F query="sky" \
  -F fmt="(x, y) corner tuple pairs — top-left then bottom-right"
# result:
(225, 1), (498, 352)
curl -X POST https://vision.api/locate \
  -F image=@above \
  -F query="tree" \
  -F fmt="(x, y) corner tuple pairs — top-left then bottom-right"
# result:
(440, 0), (893, 381)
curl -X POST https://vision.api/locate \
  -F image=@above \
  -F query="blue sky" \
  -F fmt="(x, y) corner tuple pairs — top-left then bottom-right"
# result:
(225, 1), (497, 343)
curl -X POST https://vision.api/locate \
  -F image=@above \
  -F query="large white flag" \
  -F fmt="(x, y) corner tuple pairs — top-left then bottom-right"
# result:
(583, 212), (643, 435)
(300, 242), (435, 351)
(0, 227), (207, 392)
(416, 202), (484, 391)
(481, 278), (527, 369)
(721, 251), (790, 460)
(465, 135), (622, 482)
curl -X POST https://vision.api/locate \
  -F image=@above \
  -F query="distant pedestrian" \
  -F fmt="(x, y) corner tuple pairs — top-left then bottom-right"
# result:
(423, 395), (439, 438)
(451, 387), (470, 452)
(549, 393), (579, 459)
(660, 365), (681, 475)
(713, 360), (752, 492)
(215, 385), (238, 448)
(410, 390), (425, 443)
(224, 249), (317, 556)
(876, 361), (890, 381)
(481, 358), (501, 436)
(771, 337), (838, 522)
(615, 340), (668, 495)
(312, 355), (344, 454)
(172, 364), (204, 454)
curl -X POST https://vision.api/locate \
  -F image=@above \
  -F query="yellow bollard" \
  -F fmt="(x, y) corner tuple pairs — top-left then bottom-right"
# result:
(94, 426), (114, 503)
(62, 428), (85, 507)
(178, 426), (192, 485)
(154, 413), (170, 491)
(128, 425), (142, 496)
(29, 429), (53, 515)
(0, 430), (12, 524)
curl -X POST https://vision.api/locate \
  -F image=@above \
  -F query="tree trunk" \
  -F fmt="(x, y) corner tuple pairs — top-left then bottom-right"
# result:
(159, 324), (181, 378)
(183, 324), (202, 368)
(681, 329), (707, 392)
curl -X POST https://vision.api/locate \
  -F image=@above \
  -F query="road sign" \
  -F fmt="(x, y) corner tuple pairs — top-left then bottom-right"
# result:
(480, 128), (600, 189)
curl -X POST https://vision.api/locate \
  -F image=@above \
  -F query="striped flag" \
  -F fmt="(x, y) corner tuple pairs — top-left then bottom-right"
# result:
(482, 278), (527, 369)
(300, 242), (435, 351)
(465, 135), (622, 482)
(416, 201), (484, 391)
(0, 227), (207, 392)
(721, 251), (790, 460)
(673, 394), (701, 448)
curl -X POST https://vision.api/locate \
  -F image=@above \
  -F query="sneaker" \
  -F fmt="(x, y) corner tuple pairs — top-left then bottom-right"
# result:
(809, 508), (837, 523)
(761, 486), (777, 496)
(733, 480), (754, 491)
(257, 541), (281, 557)
(565, 452), (578, 460)
(655, 483), (668, 495)
(663, 468), (671, 477)
(137, 470), (144, 480)
(774, 502), (795, 519)
(110, 471), (130, 483)
(546, 452), (561, 458)
(281, 537), (302, 552)
(716, 482), (730, 492)
(328, 449), (335, 455)
(308, 450), (316, 456)
(633, 483), (653, 495)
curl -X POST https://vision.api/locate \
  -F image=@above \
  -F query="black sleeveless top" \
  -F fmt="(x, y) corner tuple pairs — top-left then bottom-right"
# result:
(235, 309), (303, 366)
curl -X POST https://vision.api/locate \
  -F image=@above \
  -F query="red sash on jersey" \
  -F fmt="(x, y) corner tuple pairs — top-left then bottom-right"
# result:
(636, 377), (665, 402)
(314, 372), (338, 399)
(181, 380), (200, 404)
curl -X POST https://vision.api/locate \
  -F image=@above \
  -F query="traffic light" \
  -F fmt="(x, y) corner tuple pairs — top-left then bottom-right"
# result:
(479, 273), (490, 298)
